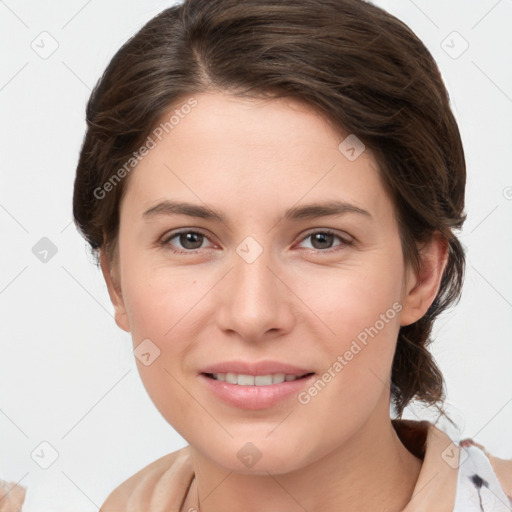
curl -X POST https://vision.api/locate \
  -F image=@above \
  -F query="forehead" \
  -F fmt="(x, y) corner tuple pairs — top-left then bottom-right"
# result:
(120, 92), (392, 223)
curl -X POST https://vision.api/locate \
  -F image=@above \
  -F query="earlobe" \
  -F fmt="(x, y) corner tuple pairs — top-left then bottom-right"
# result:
(99, 250), (131, 333)
(400, 235), (449, 327)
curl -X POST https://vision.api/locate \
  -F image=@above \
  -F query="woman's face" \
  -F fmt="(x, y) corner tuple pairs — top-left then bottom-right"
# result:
(104, 91), (426, 474)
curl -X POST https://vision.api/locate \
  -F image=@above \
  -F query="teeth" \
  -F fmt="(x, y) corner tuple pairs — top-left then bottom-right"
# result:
(272, 373), (286, 384)
(211, 373), (300, 385)
(226, 373), (237, 384)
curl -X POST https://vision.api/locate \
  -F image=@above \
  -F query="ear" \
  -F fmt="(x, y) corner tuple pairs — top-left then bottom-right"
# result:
(100, 250), (131, 333)
(400, 234), (449, 327)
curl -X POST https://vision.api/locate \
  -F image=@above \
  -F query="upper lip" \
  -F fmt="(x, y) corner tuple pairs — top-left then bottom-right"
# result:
(200, 360), (314, 376)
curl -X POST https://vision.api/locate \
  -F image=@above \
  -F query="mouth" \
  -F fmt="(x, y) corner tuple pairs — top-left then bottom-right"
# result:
(202, 372), (315, 386)
(199, 364), (317, 409)
(198, 360), (317, 409)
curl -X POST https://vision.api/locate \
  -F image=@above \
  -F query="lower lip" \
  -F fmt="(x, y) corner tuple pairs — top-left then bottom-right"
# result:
(199, 373), (316, 410)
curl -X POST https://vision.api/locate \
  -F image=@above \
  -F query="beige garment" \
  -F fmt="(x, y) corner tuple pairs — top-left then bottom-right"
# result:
(0, 479), (26, 512)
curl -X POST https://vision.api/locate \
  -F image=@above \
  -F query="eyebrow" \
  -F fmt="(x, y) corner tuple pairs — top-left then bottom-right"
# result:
(143, 199), (372, 222)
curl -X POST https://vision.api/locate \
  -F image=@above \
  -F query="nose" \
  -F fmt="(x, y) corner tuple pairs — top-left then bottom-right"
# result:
(215, 243), (295, 343)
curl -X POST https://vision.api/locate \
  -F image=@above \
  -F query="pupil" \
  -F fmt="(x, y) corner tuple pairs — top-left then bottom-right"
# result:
(182, 233), (202, 249)
(313, 233), (332, 249)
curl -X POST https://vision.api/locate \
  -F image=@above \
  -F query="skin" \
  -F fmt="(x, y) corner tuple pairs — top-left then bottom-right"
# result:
(101, 91), (448, 511)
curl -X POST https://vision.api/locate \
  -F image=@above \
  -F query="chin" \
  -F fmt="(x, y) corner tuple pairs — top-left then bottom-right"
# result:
(193, 433), (317, 475)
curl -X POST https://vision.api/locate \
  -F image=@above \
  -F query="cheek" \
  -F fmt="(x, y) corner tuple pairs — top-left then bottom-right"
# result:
(300, 258), (404, 344)
(120, 252), (199, 343)
(119, 264), (205, 434)
(291, 271), (403, 456)
(293, 258), (404, 401)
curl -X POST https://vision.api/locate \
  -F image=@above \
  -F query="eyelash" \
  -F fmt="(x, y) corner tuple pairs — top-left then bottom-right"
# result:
(160, 229), (354, 255)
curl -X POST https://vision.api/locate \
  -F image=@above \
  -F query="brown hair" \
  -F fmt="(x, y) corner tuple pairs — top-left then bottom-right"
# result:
(73, 0), (466, 418)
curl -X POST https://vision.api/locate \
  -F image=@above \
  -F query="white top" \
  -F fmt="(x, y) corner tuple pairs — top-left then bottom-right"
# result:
(454, 443), (512, 511)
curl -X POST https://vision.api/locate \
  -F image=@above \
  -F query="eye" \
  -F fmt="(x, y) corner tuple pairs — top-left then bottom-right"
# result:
(297, 230), (353, 252)
(161, 230), (213, 253)
(160, 229), (353, 255)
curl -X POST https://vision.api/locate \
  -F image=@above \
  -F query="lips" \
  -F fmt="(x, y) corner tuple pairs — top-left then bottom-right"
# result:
(198, 360), (316, 409)
(199, 372), (316, 409)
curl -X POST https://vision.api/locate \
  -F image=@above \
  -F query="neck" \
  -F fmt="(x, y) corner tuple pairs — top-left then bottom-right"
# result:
(183, 413), (423, 512)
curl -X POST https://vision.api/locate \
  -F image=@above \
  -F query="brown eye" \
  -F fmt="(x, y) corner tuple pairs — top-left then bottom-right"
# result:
(162, 230), (209, 252)
(298, 230), (353, 252)
(310, 232), (335, 250)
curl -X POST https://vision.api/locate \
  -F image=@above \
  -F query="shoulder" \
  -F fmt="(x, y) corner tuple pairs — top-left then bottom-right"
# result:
(101, 445), (194, 511)
(488, 453), (512, 499)
(0, 479), (26, 512)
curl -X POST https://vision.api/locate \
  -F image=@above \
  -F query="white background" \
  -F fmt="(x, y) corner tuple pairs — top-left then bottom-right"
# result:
(1, 1), (511, 510)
